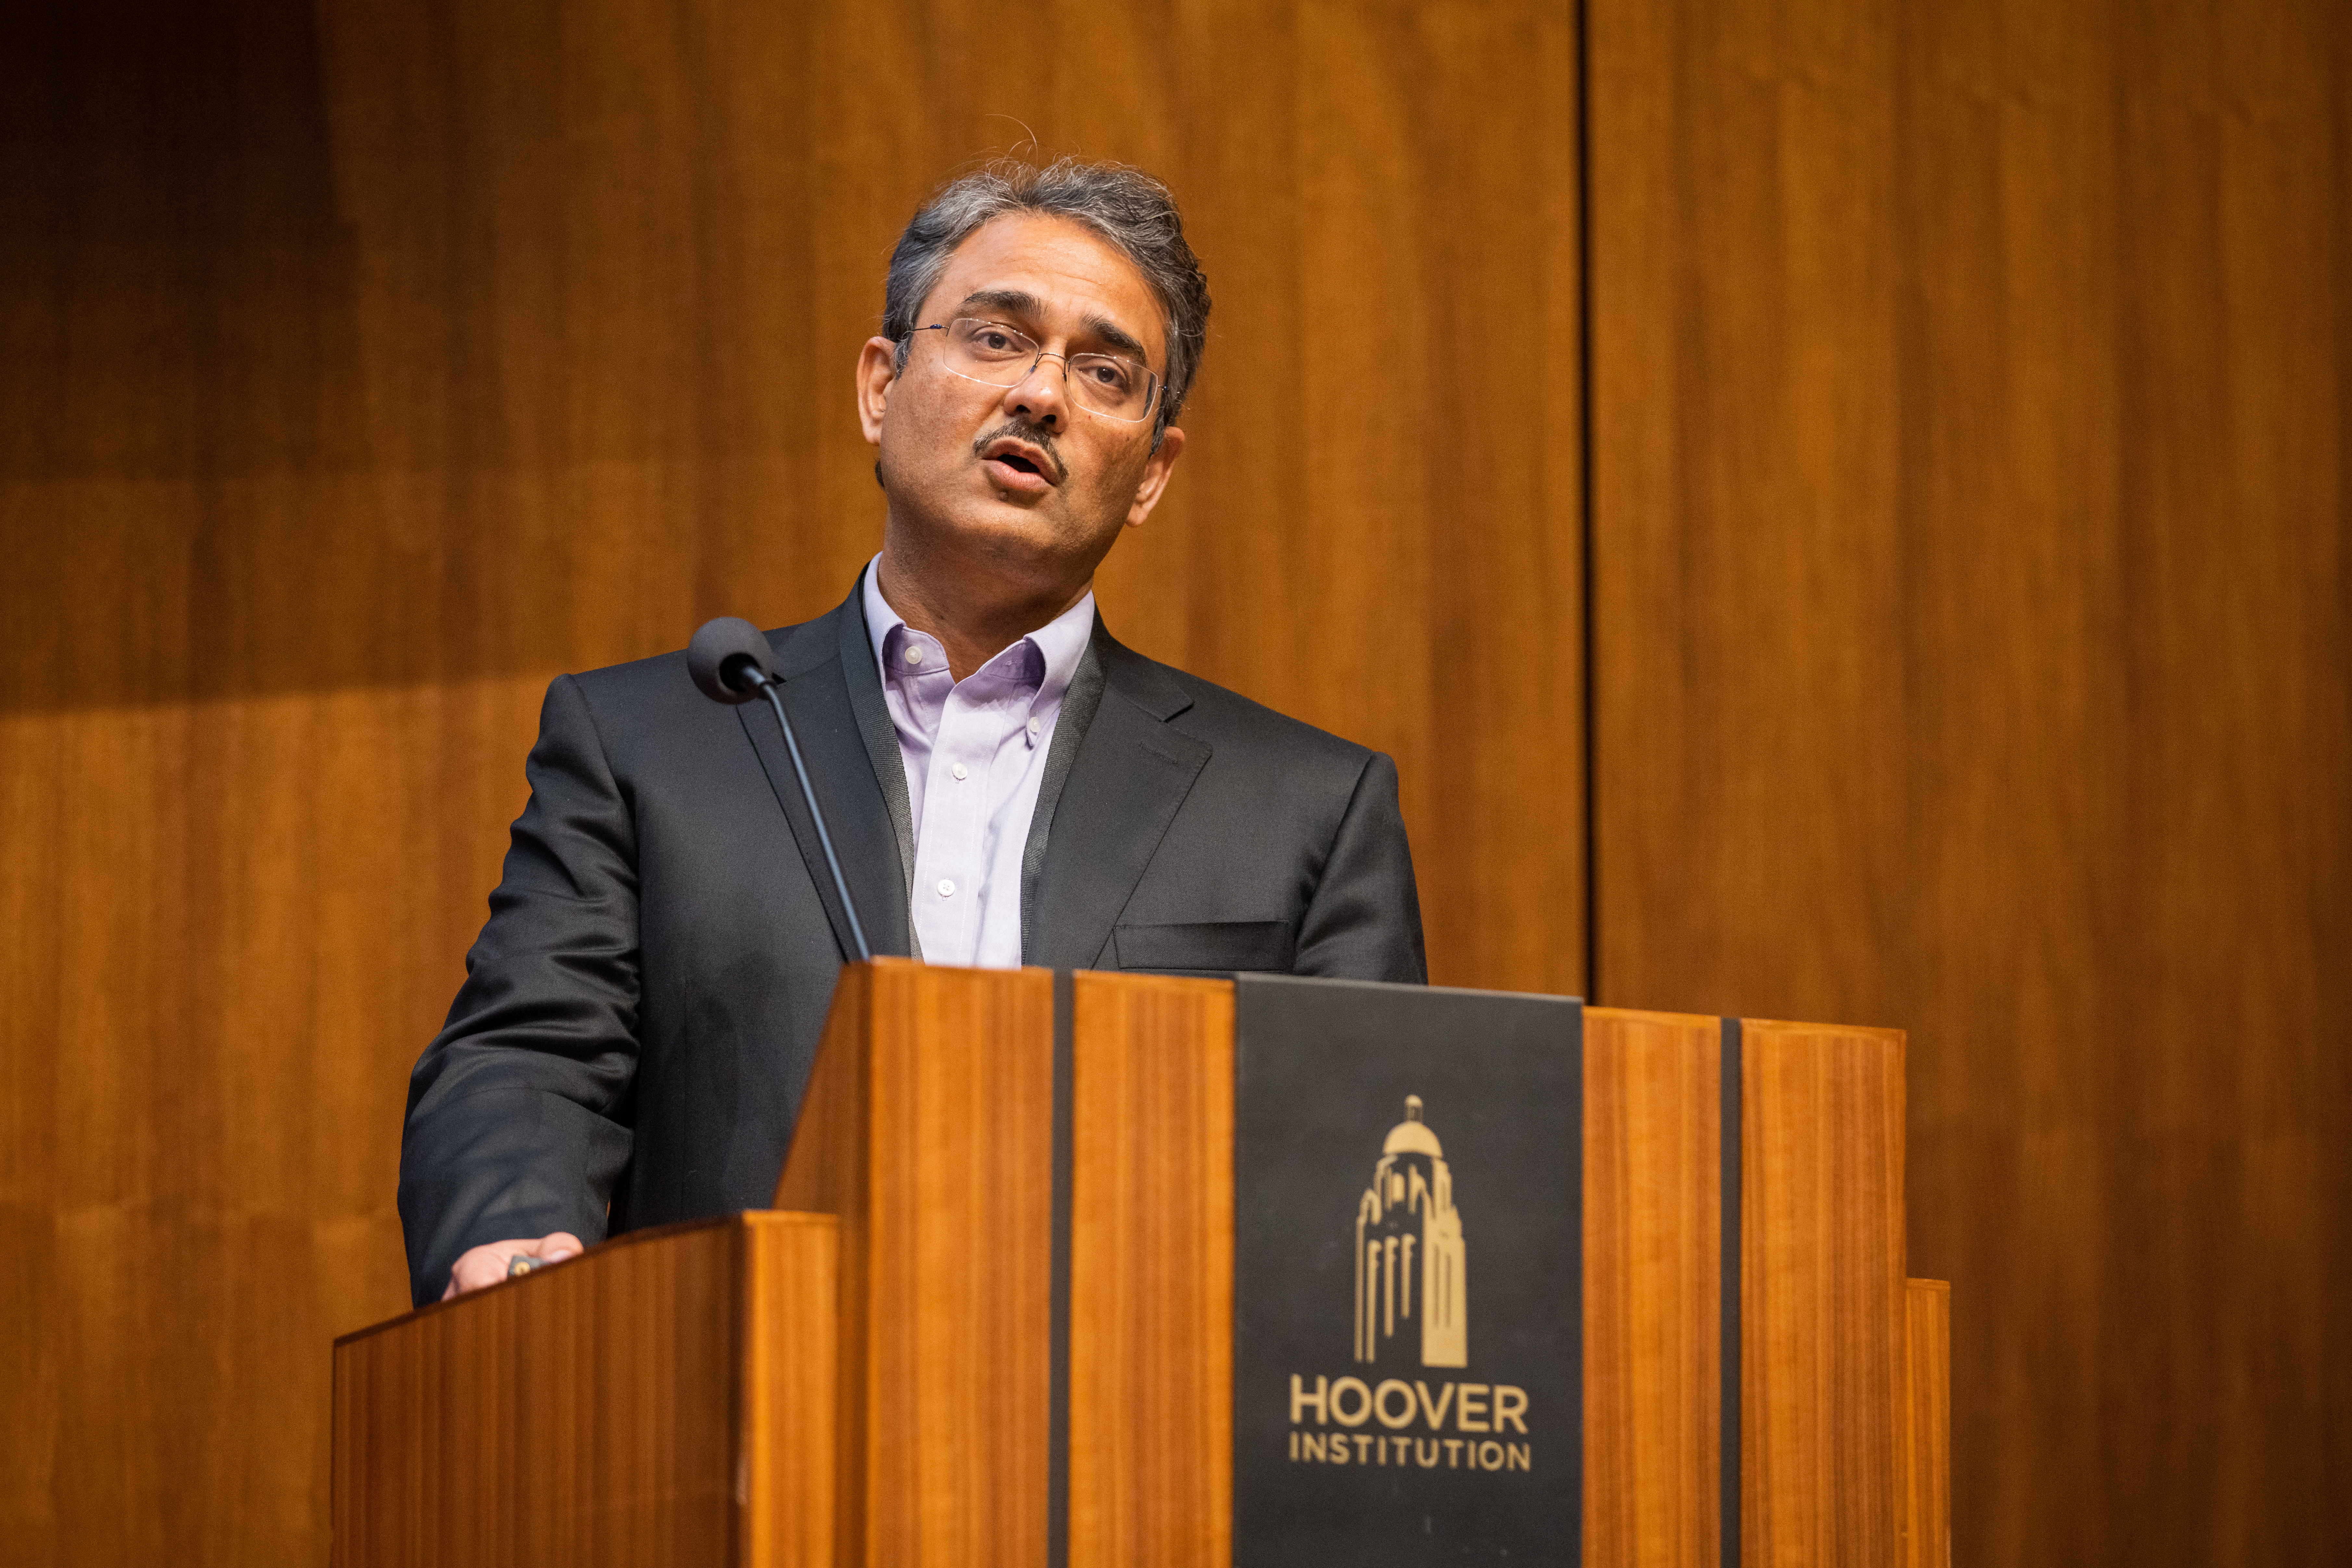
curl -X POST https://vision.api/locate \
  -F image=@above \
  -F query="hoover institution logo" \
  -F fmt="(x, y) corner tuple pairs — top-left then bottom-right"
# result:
(1232, 975), (1580, 1566)
(1355, 1096), (1467, 1368)
(1288, 1096), (1532, 1475)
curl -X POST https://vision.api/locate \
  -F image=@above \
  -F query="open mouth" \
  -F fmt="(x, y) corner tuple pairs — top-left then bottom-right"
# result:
(977, 429), (1062, 488)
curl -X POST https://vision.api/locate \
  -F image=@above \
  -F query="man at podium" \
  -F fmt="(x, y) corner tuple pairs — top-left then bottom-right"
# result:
(398, 159), (1428, 1306)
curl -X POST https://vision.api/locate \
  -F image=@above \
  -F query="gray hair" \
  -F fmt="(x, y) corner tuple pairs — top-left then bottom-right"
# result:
(883, 158), (1212, 435)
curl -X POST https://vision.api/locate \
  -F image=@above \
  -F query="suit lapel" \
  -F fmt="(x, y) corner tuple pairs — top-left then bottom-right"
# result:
(737, 597), (914, 960)
(834, 574), (919, 899)
(1027, 628), (1211, 969)
(1019, 632), (1106, 959)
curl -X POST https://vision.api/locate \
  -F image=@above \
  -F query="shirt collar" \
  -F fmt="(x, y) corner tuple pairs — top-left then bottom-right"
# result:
(861, 552), (1095, 703)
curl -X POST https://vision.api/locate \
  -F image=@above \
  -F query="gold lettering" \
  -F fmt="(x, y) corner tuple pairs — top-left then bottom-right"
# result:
(1290, 1374), (1329, 1425)
(1457, 1383), (1490, 1432)
(1445, 1437), (1463, 1468)
(1328, 1435), (1349, 1465)
(1329, 1376), (1373, 1427)
(1303, 1433), (1328, 1461)
(1353, 1434), (1373, 1463)
(1493, 1385), (1529, 1434)
(1373, 1378), (1417, 1429)
(1413, 1379), (1455, 1428)
(1506, 1442), (1532, 1471)
(1289, 1430), (1298, 1460)
(1416, 1437), (1440, 1467)
(1479, 1440), (1504, 1470)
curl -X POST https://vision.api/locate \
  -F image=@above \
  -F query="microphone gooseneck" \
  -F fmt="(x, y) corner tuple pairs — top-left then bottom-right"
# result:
(688, 616), (872, 963)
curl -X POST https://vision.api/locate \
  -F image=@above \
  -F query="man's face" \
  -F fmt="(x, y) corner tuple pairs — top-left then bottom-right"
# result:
(857, 212), (1187, 591)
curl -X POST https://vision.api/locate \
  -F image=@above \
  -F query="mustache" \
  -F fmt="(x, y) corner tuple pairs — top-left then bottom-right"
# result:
(972, 420), (1067, 482)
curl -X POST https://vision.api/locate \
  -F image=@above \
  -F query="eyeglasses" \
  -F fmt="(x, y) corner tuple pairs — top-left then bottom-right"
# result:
(909, 318), (1161, 424)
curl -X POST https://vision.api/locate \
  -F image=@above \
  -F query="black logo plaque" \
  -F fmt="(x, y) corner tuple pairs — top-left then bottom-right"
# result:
(1233, 975), (1583, 1566)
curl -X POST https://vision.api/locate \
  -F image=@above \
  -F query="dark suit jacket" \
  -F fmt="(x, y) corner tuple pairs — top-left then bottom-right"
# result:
(399, 583), (1426, 1303)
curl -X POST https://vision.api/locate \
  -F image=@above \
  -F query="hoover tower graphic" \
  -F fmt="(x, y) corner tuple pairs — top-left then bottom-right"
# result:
(1353, 1095), (1468, 1367)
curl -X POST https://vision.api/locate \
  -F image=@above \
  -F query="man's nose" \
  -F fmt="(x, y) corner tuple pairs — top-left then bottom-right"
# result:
(1003, 353), (1070, 429)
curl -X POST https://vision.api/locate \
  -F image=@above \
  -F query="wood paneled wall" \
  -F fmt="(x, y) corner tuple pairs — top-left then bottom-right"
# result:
(0, 1), (1579, 1562)
(7, 0), (2345, 1563)
(1, 0), (1585, 975)
(1589, 0), (2351, 1564)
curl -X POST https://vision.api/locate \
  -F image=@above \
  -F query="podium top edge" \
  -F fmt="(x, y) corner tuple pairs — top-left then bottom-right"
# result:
(840, 962), (1902, 1039)
(331, 1210), (779, 1350)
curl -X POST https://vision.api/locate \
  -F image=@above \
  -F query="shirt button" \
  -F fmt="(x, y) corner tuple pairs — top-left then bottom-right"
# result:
(951, 762), (969, 781)
(903, 645), (924, 667)
(936, 879), (955, 897)
(1027, 718), (1041, 737)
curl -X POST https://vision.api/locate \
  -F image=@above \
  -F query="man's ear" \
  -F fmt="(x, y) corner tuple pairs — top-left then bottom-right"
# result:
(856, 336), (899, 444)
(1124, 423), (1186, 529)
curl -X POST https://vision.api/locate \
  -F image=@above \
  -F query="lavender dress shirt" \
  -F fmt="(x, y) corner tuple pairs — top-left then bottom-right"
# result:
(860, 557), (1095, 968)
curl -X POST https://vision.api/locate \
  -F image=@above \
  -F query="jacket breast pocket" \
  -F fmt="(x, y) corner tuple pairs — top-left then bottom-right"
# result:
(1111, 919), (1297, 975)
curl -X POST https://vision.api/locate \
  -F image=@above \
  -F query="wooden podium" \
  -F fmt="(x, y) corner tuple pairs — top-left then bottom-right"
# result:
(334, 960), (1949, 1567)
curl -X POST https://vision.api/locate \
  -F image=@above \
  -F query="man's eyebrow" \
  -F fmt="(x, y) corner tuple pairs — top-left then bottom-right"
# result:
(958, 287), (1045, 321)
(1081, 313), (1153, 367)
(956, 288), (1156, 367)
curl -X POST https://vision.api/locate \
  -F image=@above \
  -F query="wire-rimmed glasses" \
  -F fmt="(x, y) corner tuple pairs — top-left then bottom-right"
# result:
(908, 318), (1161, 424)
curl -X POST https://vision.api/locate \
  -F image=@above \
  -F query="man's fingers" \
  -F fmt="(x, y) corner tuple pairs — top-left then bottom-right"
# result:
(443, 1233), (585, 1299)
(449, 1246), (515, 1295)
(532, 1231), (584, 1263)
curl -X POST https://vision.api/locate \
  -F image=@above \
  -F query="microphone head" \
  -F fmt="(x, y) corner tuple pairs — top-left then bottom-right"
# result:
(687, 616), (776, 704)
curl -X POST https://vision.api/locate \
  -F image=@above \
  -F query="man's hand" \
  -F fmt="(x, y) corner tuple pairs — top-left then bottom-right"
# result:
(441, 1232), (585, 1300)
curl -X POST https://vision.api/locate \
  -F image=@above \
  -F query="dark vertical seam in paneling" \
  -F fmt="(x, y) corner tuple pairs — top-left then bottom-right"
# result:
(1566, 1000), (1589, 1564)
(1574, 0), (1601, 1005)
(728, 1217), (750, 1568)
(1721, 1016), (1744, 1568)
(1047, 969), (1075, 1568)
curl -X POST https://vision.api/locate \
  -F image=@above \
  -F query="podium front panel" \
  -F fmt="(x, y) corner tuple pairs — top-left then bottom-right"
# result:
(333, 963), (1937, 1567)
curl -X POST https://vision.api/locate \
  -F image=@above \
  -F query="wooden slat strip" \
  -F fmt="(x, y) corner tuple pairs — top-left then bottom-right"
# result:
(1740, 1021), (1907, 1568)
(1582, 1006), (1724, 1568)
(776, 960), (1057, 1568)
(1067, 972), (1235, 1568)
(739, 1212), (842, 1568)
(1901, 1279), (1952, 1568)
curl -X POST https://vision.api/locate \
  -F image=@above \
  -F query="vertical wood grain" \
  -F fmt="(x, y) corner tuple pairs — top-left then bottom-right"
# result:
(886, 964), (1055, 1568)
(1589, 0), (2352, 1560)
(1, 674), (546, 1564)
(1066, 972), (1235, 1568)
(1901, 1278), (1951, 1568)
(773, 960), (877, 1568)
(1739, 1021), (1906, 1568)
(333, 1217), (741, 1567)
(776, 961), (1057, 1568)
(1580, 1008), (1724, 1568)
(739, 1211), (842, 1568)
(330, 1211), (838, 1568)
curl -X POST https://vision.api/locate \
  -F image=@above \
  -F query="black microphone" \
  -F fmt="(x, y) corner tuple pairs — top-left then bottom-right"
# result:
(688, 616), (872, 962)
